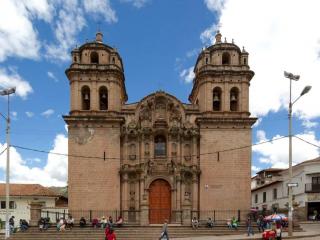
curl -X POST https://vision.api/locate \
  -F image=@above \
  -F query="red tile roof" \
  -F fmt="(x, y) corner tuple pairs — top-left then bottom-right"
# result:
(0, 184), (59, 197)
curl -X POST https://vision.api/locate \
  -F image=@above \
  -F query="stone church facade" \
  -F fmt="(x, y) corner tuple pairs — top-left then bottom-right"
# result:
(64, 31), (257, 225)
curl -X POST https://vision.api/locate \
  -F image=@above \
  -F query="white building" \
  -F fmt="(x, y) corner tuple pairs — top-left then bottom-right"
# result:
(251, 157), (320, 220)
(0, 184), (59, 225)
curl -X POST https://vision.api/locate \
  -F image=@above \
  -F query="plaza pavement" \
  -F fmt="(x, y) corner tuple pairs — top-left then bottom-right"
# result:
(172, 222), (320, 240)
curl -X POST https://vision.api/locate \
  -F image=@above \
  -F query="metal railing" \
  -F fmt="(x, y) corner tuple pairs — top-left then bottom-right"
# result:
(191, 210), (249, 223)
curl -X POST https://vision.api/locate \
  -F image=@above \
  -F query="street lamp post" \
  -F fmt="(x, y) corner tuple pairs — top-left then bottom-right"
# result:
(284, 71), (311, 237)
(0, 87), (16, 239)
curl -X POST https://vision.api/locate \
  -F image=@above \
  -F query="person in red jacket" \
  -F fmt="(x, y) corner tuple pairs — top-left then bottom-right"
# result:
(107, 228), (116, 240)
(105, 225), (110, 240)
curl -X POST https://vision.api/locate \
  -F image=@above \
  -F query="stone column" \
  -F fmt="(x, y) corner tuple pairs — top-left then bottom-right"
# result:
(92, 80), (98, 110)
(176, 175), (181, 210)
(122, 173), (129, 221)
(176, 175), (182, 223)
(124, 135), (128, 164)
(178, 136), (182, 164)
(29, 202), (43, 226)
(182, 201), (191, 226)
(192, 175), (198, 211)
(140, 202), (149, 226)
(135, 180), (139, 210)
(140, 177), (145, 205)
(192, 136), (197, 165)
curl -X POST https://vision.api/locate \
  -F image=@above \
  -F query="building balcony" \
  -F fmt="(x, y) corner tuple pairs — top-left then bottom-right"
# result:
(305, 183), (320, 193)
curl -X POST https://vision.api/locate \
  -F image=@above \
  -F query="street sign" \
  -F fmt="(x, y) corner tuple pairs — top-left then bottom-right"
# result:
(287, 183), (298, 187)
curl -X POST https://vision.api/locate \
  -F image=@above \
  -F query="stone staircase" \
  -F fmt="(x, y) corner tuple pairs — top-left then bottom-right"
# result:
(6, 225), (252, 240)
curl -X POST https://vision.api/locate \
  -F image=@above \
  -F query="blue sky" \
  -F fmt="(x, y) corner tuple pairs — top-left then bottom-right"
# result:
(0, 0), (319, 186)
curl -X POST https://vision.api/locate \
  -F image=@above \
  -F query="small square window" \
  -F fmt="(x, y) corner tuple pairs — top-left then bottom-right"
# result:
(9, 201), (15, 209)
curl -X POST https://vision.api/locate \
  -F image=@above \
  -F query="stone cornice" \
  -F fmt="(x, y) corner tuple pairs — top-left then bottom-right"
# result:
(63, 114), (125, 124)
(195, 117), (257, 127)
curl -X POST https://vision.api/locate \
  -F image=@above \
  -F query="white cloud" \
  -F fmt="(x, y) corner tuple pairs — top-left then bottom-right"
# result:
(45, 1), (86, 62)
(256, 130), (267, 141)
(41, 109), (54, 118)
(47, 71), (58, 82)
(0, 68), (33, 99)
(204, 0), (225, 14)
(253, 130), (320, 168)
(180, 67), (195, 84)
(202, 0), (320, 120)
(200, 24), (217, 45)
(120, 0), (150, 8)
(301, 119), (318, 128)
(186, 48), (200, 58)
(25, 111), (34, 118)
(251, 165), (261, 173)
(83, 0), (117, 21)
(0, 0), (119, 63)
(11, 111), (18, 120)
(0, 134), (68, 186)
(0, 0), (53, 62)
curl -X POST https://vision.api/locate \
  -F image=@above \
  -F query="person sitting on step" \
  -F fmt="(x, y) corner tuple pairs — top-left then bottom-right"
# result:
(107, 216), (114, 228)
(207, 217), (214, 228)
(79, 217), (86, 228)
(19, 219), (29, 232)
(38, 218), (45, 231)
(100, 216), (107, 229)
(115, 216), (123, 227)
(231, 216), (238, 230)
(191, 217), (199, 229)
(92, 217), (100, 228)
(227, 219), (232, 229)
(66, 214), (74, 229)
(57, 218), (66, 231)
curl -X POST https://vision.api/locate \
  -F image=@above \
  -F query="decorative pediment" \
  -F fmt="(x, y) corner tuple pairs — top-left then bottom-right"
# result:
(136, 91), (185, 126)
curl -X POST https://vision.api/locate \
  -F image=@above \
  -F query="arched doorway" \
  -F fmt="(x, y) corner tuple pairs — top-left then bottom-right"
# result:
(149, 179), (171, 224)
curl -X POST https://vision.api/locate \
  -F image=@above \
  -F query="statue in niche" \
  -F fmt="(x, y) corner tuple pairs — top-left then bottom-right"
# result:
(171, 142), (177, 156)
(144, 142), (150, 155)
(127, 120), (138, 138)
(147, 159), (155, 175)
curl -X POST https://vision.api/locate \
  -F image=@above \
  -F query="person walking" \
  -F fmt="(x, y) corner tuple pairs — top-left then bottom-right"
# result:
(159, 219), (169, 240)
(9, 216), (15, 234)
(246, 217), (254, 236)
(275, 220), (282, 240)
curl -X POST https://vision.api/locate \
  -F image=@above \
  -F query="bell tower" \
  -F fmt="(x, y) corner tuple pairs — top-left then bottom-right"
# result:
(64, 32), (127, 213)
(66, 31), (127, 113)
(189, 31), (253, 116)
(190, 31), (257, 213)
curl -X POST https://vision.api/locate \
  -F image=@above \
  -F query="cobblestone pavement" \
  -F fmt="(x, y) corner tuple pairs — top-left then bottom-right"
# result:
(172, 222), (320, 240)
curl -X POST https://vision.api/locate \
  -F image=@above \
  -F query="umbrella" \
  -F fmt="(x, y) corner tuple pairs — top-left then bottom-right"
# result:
(264, 214), (288, 221)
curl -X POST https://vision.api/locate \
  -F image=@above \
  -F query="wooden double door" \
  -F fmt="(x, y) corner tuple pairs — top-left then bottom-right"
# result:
(149, 179), (171, 224)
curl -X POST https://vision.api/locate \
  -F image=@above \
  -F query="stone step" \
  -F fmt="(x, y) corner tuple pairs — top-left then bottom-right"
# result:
(7, 227), (249, 240)
(6, 226), (301, 240)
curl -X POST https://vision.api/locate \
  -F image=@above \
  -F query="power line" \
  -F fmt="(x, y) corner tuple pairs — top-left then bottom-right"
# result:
(294, 136), (320, 149)
(11, 135), (288, 161)
(0, 147), (7, 156)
